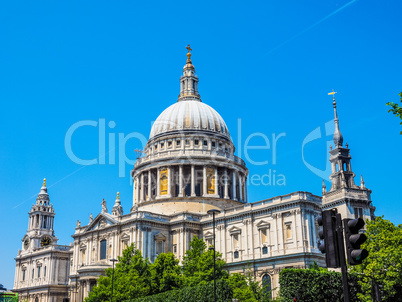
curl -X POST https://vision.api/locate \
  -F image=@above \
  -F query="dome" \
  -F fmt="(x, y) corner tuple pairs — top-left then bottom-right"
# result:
(149, 100), (230, 140)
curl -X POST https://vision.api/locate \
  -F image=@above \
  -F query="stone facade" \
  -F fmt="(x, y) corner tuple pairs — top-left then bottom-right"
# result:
(13, 180), (72, 302)
(14, 49), (375, 301)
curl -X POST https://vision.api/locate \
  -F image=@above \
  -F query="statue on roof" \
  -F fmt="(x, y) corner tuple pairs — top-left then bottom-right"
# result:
(101, 199), (108, 213)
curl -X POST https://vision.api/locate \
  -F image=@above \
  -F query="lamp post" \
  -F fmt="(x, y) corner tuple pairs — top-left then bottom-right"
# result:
(110, 258), (118, 302)
(207, 209), (221, 302)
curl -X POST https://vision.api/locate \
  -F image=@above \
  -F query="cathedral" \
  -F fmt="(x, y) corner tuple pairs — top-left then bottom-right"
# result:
(13, 48), (376, 302)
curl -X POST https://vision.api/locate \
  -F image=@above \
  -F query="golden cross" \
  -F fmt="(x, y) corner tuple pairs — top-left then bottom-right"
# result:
(328, 89), (337, 101)
(186, 44), (192, 53)
(328, 89), (337, 96)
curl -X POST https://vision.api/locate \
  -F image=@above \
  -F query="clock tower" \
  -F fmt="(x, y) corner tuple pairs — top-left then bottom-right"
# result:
(14, 179), (71, 302)
(23, 179), (57, 251)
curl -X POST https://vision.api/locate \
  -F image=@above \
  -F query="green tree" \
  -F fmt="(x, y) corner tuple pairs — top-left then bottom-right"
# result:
(85, 244), (151, 302)
(386, 91), (402, 134)
(182, 236), (228, 287)
(149, 252), (183, 294)
(228, 266), (272, 302)
(350, 216), (402, 301)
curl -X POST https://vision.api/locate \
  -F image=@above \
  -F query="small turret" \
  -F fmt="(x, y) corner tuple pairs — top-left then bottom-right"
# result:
(24, 178), (57, 250)
(327, 92), (359, 192)
(178, 44), (201, 102)
(112, 192), (123, 217)
(360, 175), (366, 189)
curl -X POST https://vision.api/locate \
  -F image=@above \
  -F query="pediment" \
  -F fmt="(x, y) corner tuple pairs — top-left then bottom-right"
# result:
(121, 233), (130, 241)
(154, 232), (167, 241)
(204, 231), (213, 239)
(84, 213), (118, 232)
(256, 220), (270, 229)
(228, 226), (241, 234)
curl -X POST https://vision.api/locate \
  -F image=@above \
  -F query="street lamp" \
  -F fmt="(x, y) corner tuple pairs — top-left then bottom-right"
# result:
(110, 258), (118, 302)
(207, 208), (221, 302)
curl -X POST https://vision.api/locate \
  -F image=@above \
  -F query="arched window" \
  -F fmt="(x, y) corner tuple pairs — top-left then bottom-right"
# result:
(234, 251), (239, 259)
(35, 297), (39, 302)
(262, 246), (268, 255)
(262, 274), (272, 299)
(100, 239), (107, 260)
(160, 168), (168, 196)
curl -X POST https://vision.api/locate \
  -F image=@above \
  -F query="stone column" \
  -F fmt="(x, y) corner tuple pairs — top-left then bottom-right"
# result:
(148, 228), (152, 261)
(292, 210), (298, 248)
(157, 168), (160, 198)
(55, 258), (59, 283)
(232, 171), (237, 201)
(177, 230), (181, 261)
(277, 213), (284, 254)
(312, 213), (318, 249)
(244, 220), (249, 258)
(272, 213), (280, 254)
(239, 174), (243, 201)
(191, 165), (195, 197)
(132, 176), (136, 205)
(86, 281), (91, 297)
(135, 176), (140, 204)
(141, 228), (146, 258)
(147, 170), (151, 201)
(178, 166), (183, 197)
(224, 169), (229, 199)
(215, 168), (218, 196)
(136, 227), (140, 251)
(244, 176), (248, 202)
(140, 173), (144, 202)
(167, 167), (171, 197)
(203, 166), (207, 196)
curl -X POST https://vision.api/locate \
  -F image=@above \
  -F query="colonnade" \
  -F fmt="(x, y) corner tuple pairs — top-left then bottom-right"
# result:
(30, 214), (54, 230)
(133, 165), (247, 203)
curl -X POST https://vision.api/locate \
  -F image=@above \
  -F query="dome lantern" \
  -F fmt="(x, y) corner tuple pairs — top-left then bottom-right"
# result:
(178, 44), (201, 102)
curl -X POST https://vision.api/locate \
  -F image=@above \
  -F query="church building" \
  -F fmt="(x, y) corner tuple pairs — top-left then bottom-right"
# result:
(13, 47), (375, 302)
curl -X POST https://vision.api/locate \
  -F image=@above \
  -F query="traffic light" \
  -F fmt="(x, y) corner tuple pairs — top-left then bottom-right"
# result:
(343, 218), (369, 265)
(317, 209), (340, 268)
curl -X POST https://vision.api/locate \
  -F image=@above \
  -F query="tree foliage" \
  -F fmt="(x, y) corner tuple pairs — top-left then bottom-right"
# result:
(85, 237), (273, 302)
(350, 216), (402, 301)
(85, 244), (151, 302)
(182, 236), (228, 287)
(386, 91), (402, 134)
(126, 279), (233, 302)
(150, 252), (183, 294)
(228, 270), (272, 302)
(277, 266), (360, 302)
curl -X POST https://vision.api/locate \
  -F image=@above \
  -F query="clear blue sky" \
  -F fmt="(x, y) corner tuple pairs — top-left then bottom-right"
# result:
(1, 0), (401, 289)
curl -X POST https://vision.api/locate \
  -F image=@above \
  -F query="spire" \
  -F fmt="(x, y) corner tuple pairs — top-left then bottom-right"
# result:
(326, 92), (360, 192)
(112, 192), (123, 216)
(360, 175), (366, 189)
(178, 44), (201, 102)
(329, 90), (343, 147)
(27, 178), (55, 238)
(322, 179), (327, 195)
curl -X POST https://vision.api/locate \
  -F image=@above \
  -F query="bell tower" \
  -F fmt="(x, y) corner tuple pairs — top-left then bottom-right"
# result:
(23, 179), (57, 251)
(322, 93), (375, 222)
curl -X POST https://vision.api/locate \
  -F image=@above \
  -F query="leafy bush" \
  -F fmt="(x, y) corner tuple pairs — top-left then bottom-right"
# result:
(278, 267), (360, 302)
(126, 279), (233, 302)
